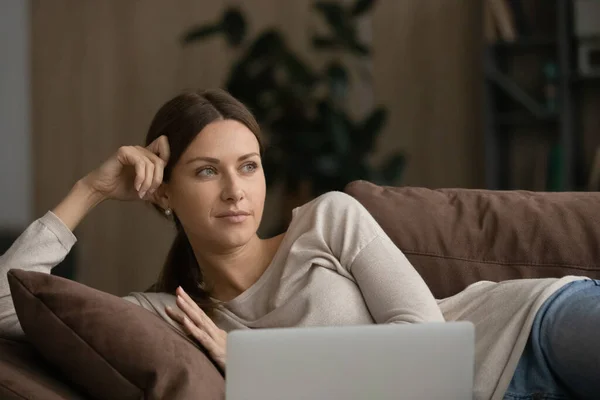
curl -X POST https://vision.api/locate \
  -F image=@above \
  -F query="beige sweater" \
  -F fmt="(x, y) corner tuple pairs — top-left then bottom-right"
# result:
(0, 191), (582, 400)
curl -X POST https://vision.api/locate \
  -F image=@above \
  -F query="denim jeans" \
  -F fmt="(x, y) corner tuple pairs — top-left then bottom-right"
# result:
(504, 279), (600, 400)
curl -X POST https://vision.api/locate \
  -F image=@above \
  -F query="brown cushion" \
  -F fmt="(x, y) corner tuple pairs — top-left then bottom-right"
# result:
(0, 338), (89, 399)
(7, 269), (224, 400)
(345, 180), (600, 298)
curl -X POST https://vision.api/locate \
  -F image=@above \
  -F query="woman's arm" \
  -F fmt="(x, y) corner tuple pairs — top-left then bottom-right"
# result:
(1, 180), (103, 302)
(0, 136), (170, 340)
(0, 180), (106, 339)
(0, 179), (148, 340)
(312, 191), (444, 324)
(52, 179), (106, 231)
(348, 233), (444, 324)
(0, 209), (78, 339)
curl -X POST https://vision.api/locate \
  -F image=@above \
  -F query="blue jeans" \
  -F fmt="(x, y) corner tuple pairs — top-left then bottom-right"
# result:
(504, 279), (600, 400)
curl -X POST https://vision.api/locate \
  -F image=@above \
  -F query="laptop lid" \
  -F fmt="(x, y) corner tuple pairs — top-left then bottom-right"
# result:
(226, 322), (474, 400)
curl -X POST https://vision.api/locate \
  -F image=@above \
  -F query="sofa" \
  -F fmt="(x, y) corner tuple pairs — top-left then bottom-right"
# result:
(1, 180), (600, 399)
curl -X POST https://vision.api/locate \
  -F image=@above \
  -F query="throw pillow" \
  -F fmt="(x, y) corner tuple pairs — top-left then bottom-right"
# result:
(8, 269), (224, 400)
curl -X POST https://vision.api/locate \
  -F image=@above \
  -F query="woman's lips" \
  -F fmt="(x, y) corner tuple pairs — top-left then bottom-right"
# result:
(215, 210), (250, 223)
(218, 214), (248, 223)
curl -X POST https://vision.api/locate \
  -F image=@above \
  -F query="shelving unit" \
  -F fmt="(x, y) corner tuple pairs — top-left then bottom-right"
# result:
(484, 0), (595, 191)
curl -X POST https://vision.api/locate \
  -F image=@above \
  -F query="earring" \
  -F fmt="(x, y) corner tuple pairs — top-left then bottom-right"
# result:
(164, 208), (172, 216)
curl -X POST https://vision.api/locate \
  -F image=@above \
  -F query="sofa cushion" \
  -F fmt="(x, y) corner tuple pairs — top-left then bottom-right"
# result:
(0, 338), (89, 399)
(345, 180), (600, 298)
(7, 269), (224, 400)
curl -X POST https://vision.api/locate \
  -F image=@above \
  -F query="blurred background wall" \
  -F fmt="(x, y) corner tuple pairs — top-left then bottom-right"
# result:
(0, 0), (31, 230)
(27, 0), (483, 296)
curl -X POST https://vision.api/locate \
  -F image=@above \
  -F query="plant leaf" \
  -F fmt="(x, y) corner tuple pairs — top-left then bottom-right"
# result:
(315, 155), (340, 177)
(361, 107), (387, 137)
(350, 107), (386, 154)
(181, 24), (221, 44)
(348, 39), (370, 55)
(380, 152), (406, 183)
(281, 51), (318, 87)
(328, 110), (351, 156)
(326, 62), (349, 88)
(314, 1), (345, 21)
(313, 2), (346, 33)
(351, 0), (376, 17)
(246, 30), (285, 59)
(221, 8), (246, 47)
(312, 36), (340, 50)
(315, 1), (368, 56)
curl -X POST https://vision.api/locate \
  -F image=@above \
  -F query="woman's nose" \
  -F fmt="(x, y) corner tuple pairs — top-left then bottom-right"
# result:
(220, 175), (244, 203)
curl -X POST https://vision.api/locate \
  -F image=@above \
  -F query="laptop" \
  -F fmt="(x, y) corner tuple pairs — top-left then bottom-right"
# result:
(226, 322), (474, 400)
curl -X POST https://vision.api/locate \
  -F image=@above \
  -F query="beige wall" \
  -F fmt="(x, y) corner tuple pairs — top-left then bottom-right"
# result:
(372, 1), (483, 188)
(31, 0), (482, 295)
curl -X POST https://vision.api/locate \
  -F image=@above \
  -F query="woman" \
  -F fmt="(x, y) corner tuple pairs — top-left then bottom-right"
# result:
(0, 89), (598, 400)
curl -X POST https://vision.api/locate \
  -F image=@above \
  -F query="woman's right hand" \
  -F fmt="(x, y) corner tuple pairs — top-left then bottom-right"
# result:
(81, 135), (170, 202)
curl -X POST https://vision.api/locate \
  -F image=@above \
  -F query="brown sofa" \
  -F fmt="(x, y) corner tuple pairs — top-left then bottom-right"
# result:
(2, 180), (600, 399)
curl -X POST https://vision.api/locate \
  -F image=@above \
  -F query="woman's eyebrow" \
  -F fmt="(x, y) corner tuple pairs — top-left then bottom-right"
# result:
(238, 152), (260, 161)
(185, 152), (259, 165)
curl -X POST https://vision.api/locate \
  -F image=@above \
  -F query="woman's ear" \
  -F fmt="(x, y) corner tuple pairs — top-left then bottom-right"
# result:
(151, 184), (170, 211)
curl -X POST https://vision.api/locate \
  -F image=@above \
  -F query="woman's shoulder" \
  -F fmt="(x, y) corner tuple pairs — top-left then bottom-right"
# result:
(285, 190), (384, 261)
(291, 191), (365, 219)
(288, 191), (375, 236)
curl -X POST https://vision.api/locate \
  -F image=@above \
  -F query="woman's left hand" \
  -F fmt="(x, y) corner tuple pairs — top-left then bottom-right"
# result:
(165, 286), (227, 370)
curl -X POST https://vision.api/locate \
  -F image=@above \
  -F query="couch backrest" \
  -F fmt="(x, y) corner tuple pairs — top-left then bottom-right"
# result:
(345, 180), (600, 298)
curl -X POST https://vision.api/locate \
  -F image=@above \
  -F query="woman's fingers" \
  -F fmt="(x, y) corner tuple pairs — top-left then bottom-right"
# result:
(176, 287), (217, 329)
(181, 316), (225, 368)
(133, 160), (145, 192)
(149, 158), (164, 196)
(165, 306), (215, 350)
(139, 162), (155, 199)
(165, 305), (183, 323)
(175, 293), (216, 336)
(176, 286), (192, 300)
(117, 147), (146, 192)
(165, 293), (228, 370)
(182, 317), (220, 353)
(134, 146), (165, 199)
(146, 135), (170, 163)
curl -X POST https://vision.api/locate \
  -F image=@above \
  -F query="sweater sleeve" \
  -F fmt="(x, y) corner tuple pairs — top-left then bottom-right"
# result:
(308, 191), (444, 324)
(348, 234), (445, 324)
(0, 211), (77, 339)
(0, 212), (153, 340)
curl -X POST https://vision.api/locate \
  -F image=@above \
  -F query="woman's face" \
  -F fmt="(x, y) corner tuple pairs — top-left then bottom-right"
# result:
(166, 119), (265, 250)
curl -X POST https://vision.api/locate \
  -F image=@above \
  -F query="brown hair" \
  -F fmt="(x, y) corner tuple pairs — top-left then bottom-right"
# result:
(144, 88), (263, 313)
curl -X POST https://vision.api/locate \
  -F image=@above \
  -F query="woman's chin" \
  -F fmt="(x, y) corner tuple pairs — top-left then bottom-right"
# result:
(214, 230), (255, 249)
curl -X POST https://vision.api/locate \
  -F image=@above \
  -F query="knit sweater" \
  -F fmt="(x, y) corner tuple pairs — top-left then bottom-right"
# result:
(0, 191), (582, 400)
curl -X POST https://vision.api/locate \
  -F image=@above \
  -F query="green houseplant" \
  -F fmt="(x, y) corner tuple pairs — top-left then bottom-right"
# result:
(181, 0), (405, 200)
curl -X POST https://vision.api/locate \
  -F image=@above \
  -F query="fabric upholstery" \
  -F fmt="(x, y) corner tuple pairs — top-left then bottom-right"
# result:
(7, 269), (224, 400)
(345, 180), (600, 298)
(0, 337), (88, 399)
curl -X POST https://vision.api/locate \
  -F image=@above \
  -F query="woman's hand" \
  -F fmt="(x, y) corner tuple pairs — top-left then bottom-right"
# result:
(81, 135), (170, 203)
(52, 135), (171, 231)
(165, 287), (228, 370)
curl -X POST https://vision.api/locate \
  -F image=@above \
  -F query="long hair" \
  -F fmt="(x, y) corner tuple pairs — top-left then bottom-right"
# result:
(144, 89), (263, 314)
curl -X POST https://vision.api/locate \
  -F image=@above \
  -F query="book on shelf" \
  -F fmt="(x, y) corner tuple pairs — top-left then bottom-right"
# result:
(484, 0), (498, 44)
(487, 0), (517, 43)
(506, 0), (530, 37)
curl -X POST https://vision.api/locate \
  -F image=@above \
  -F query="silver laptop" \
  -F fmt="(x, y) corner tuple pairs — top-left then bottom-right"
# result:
(226, 322), (474, 400)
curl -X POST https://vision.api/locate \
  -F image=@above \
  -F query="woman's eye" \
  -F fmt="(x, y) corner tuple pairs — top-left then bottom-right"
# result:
(241, 162), (257, 173)
(197, 167), (216, 177)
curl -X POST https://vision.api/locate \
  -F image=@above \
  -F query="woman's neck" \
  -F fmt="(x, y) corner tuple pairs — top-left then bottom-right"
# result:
(190, 234), (284, 302)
